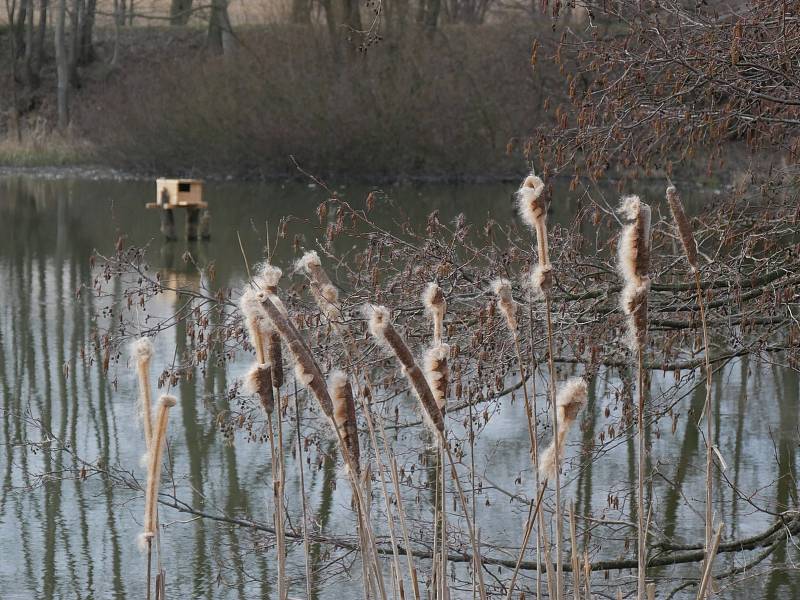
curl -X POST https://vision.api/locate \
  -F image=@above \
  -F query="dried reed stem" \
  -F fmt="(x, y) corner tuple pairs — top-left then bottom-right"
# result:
(505, 482), (547, 600)
(695, 522), (723, 600)
(667, 185), (714, 594)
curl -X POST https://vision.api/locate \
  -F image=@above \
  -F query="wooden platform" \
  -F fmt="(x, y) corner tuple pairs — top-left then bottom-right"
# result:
(146, 201), (208, 210)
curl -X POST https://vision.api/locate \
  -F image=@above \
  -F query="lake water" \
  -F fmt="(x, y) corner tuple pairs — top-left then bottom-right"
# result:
(0, 175), (797, 599)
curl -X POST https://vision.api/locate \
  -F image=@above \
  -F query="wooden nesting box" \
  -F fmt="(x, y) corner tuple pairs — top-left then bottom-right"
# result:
(149, 178), (207, 209)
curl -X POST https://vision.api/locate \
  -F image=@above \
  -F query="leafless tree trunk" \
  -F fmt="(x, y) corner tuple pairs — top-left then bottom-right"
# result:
(207, 0), (235, 55)
(34, 0), (48, 73)
(290, 0), (311, 24)
(55, 0), (70, 130)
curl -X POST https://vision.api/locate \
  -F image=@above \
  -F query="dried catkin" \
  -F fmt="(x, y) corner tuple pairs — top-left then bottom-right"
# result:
(366, 304), (444, 433)
(424, 344), (449, 416)
(539, 378), (587, 478)
(666, 185), (699, 271)
(259, 292), (334, 420)
(142, 395), (177, 546)
(422, 282), (446, 345)
(329, 370), (360, 474)
(492, 278), (517, 331)
(246, 364), (275, 414)
(131, 337), (155, 450)
(618, 196), (652, 350)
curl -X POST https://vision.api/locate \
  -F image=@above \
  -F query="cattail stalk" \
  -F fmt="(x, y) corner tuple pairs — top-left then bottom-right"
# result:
(492, 278), (547, 600)
(667, 185), (714, 594)
(243, 266), (290, 600)
(261, 292), (388, 600)
(517, 172), (563, 600)
(367, 304), (487, 600)
(132, 338), (155, 451)
(299, 256), (417, 600)
(617, 196), (652, 600)
(142, 395), (176, 600)
(422, 284), (450, 600)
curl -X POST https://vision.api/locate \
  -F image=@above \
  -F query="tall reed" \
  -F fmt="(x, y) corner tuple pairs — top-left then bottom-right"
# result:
(367, 304), (487, 600)
(491, 277), (549, 600)
(260, 290), (388, 600)
(141, 395), (177, 600)
(617, 195), (652, 600)
(422, 282), (450, 600)
(667, 185), (715, 593)
(297, 250), (416, 600)
(241, 271), (289, 600)
(516, 172), (563, 600)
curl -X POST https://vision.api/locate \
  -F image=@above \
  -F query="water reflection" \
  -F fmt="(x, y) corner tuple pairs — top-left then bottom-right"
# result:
(0, 175), (796, 600)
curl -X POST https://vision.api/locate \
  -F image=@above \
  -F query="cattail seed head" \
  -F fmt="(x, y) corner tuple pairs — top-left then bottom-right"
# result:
(267, 330), (283, 388)
(364, 304), (445, 434)
(329, 370), (360, 474)
(618, 196), (651, 285)
(246, 364), (275, 414)
(143, 395), (177, 542)
(618, 196), (652, 349)
(492, 278), (517, 331)
(424, 344), (449, 415)
(296, 250), (333, 287)
(666, 186), (699, 271)
(516, 173), (551, 279)
(539, 378), (587, 478)
(240, 288), (268, 363)
(260, 292), (334, 419)
(422, 282), (446, 345)
(516, 174), (547, 232)
(131, 337), (156, 449)
(254, 263), (283, 292)
(530, 264), (553, 297)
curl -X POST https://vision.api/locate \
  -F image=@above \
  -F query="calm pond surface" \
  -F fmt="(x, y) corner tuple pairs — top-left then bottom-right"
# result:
(0, 175), (797, 599)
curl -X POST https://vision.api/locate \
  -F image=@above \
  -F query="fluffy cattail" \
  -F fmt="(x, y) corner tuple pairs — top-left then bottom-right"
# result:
(424, 344), (449, 416)
(143, 395), (177, 544)
(246, 364), (275, 414)
(296, 250), (331, 283)
(329, 370), (360, 474)
(267, 330), (283, 389)
(617, 196), (651, 286)
(618, 196), (652, 350)
(492, 278), (517, 331)
(366, 304), (444, 433)
(240, 288), (268, 364)
(666, 186), (699, 271)
(539, 378), (587, 478)
(422, 282), (446, 345)
(296, 250), (341, 321)
(259, 292), (334, 419)
(516, 174), (552, 294)
(254, 263), (283, 293)
(131, 337), (155, 450)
